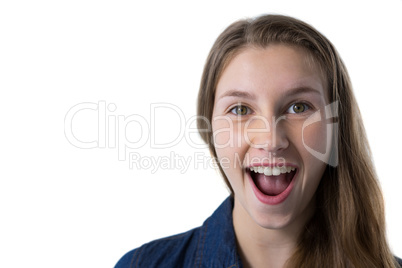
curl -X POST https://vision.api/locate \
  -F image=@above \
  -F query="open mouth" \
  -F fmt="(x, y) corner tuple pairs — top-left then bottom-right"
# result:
(247, 166), (297, 197)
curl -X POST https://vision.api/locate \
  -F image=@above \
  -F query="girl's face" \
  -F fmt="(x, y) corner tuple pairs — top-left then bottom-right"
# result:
(212, 45), (331, 229)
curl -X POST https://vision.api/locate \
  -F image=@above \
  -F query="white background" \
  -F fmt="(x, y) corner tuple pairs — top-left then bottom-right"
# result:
(1, 0), (401, 267)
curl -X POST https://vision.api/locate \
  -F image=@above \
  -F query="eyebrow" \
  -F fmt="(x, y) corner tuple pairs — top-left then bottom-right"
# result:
(217, 89), (256, 100)
(285, 86), (322, 97)
(217, 86), (321, 101)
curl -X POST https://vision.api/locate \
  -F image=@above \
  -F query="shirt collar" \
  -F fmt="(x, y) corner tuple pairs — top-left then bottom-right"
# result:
(196, 196), (243, 267)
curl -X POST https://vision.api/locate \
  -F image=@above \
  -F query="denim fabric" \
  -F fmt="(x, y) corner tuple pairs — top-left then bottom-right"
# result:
(397, 257), (402, 267)
(115, 196), (243, 268)
(115, 196), (402, 268)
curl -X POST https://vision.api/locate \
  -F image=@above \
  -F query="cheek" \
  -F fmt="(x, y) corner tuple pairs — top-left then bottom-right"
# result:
(212, 117), (246, 179)
(212, 116), (246, 154)
(300, 120), (329, 155)
(212, 118), (232, 150)
(293, 120), (329, 191)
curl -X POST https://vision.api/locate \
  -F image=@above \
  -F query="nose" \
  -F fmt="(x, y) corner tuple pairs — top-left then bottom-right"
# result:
(246, 115), (289, 153)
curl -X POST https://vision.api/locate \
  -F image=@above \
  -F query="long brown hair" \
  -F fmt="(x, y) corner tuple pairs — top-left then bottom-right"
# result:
(197, 14), (399, 267)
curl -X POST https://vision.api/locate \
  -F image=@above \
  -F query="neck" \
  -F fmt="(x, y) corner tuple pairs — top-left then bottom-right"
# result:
(233, 198), (314, 268)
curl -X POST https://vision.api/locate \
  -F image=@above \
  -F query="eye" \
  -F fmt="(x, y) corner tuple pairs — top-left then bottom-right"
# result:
(287, 103), (310, 114)
(230, 105), (252, 116)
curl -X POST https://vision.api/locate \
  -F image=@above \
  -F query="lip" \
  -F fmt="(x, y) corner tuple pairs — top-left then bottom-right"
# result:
(247, 163), (298, 169)
(247, 165), (298, 205)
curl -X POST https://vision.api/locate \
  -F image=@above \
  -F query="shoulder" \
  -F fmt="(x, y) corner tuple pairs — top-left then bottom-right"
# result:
(114, 225), (203, 268)
(114, 196), (238, 268)
(396, 255), (402, 267)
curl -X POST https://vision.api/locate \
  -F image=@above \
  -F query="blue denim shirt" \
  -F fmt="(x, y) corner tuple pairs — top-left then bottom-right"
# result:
(115, 196), (242, 268)
(115, 196), (402, 268)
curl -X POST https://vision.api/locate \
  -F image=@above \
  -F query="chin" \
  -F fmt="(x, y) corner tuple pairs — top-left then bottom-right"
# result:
(250, 203), (295, 230)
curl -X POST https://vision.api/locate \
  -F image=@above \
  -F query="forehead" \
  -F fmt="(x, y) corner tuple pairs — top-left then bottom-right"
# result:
(215, 45), (328, 101)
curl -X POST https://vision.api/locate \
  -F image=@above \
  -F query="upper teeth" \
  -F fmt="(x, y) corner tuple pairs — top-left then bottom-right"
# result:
(249, 166), (295, 176)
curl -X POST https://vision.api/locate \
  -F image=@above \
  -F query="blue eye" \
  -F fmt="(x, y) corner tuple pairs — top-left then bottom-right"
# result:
(230, 105), (251, 116)
(287, 103), (310, 114)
